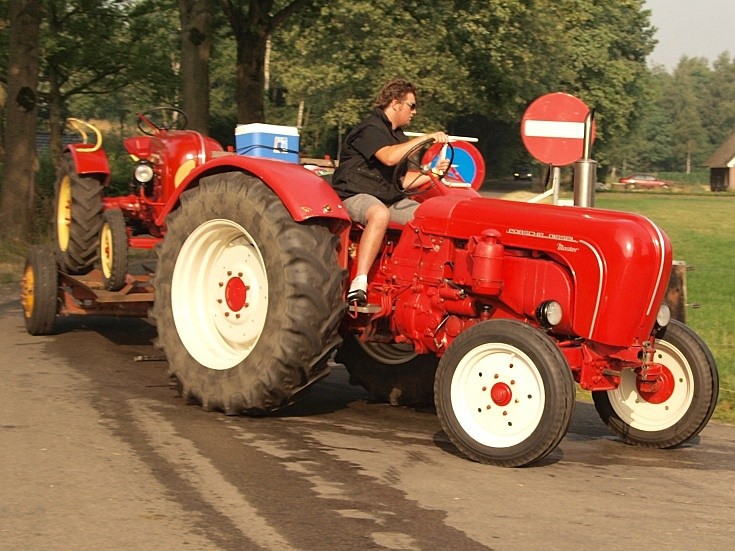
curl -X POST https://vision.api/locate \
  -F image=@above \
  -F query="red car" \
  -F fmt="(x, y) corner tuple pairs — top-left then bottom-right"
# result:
(618, 173), (670, 189)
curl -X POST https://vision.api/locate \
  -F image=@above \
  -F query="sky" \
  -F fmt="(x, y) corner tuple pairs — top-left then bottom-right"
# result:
(644, 0), (735, 70)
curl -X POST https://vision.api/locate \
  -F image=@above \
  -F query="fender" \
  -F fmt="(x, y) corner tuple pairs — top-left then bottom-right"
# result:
(65, 144), (111, 184)
(155, 155), (351, 228)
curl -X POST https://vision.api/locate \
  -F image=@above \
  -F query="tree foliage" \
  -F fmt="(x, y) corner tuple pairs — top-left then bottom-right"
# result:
(2, 0), (735, 242)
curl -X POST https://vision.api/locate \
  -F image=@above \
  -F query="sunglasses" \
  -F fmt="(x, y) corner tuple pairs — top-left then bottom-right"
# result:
(400, 101), (417, 111)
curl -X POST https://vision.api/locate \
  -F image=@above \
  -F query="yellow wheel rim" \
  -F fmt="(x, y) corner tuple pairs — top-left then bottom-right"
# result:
(100, 221), (113, 278)
(21, 264), (35, 319)
(57, 176), (72, 251)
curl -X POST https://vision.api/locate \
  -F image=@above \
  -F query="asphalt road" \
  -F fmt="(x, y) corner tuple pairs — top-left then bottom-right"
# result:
(2, 284), (734, 551)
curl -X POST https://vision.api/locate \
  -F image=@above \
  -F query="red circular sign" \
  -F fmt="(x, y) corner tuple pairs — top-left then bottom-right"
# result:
(521, 92), (595, 166)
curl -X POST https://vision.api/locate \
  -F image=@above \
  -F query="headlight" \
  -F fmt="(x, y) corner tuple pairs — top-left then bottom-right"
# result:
(134, 163), (154, 184)
(656, 303), (671, 327)
(536, 300), (563, 328)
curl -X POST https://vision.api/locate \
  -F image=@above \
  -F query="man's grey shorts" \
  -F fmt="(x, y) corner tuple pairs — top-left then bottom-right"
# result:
(342, 194), (419, 225)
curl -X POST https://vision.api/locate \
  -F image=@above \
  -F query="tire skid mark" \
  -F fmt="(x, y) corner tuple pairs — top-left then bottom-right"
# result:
(128, 399), (297, 551)
(220, 418), (424, 550)
(218, 417), (492, 551)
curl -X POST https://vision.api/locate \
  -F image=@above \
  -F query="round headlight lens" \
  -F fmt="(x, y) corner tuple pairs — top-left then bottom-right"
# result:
(134, 163), (154, 183)
(656, 303), (671, 327)
(536, 300), (563, 328)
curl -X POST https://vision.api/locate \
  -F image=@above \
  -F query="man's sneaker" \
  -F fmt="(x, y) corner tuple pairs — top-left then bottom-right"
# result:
(346, 288), (367, 306)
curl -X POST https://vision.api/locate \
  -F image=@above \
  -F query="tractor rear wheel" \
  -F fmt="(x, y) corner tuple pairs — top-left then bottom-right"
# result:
(21, 245), (58, 336)
(592, 320), (718, 448)
(54, 154), (103, 274)
(435, 320), (575, 467)
(335, 334), (437, 406)
(151, 172), (345, 414)
(99, 208), (128, 291)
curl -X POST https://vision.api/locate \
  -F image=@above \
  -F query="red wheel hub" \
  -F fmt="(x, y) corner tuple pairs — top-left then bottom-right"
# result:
(490, 382), (512, 407)
(225, 277), (248, 312)
(636, 366), (675, 404)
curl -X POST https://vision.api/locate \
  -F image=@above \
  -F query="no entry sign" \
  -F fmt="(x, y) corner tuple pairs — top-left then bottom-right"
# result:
(521, 92), (595, 166)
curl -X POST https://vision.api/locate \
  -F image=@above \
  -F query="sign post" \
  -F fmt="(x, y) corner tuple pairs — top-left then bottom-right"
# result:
(521, 92), (596, 206)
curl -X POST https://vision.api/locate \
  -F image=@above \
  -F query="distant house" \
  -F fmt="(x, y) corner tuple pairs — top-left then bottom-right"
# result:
(703, 131), (735, 191)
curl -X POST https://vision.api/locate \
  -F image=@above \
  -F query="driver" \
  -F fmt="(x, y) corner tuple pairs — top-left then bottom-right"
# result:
(331, 78), (450, 306)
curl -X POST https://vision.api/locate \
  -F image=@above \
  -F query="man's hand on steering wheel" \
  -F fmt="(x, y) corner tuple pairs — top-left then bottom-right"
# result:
(395, 134), (455, 195)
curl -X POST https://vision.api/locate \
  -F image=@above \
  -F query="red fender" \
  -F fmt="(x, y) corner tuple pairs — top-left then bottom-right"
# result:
(155, 155), (351, 228)
(65, 144), (111, 184)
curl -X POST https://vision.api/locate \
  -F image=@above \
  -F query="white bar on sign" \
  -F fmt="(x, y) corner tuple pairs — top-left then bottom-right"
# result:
(404, 131), (479, 142)
(524, 120), (585, 139)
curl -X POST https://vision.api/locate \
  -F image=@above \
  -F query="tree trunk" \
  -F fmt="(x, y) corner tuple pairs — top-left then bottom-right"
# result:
(179, 0), (213, 134)
(0, 0), (41, 241)
(221, 0), (319, 125)
(236, 27), (268, 123)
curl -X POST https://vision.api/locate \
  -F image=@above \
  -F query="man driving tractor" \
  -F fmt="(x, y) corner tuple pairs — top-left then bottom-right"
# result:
(330, 78), (450, 305)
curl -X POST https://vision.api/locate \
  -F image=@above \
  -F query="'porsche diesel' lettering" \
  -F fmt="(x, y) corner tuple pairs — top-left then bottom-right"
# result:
(507, 228), (577, 243)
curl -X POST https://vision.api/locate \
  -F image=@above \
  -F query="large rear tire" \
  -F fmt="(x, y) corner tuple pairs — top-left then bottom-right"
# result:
(54, 154), (103, 274)
(592, 320), (718, 448)
(21, 245), (58, 336)
(335, 333), (437, 406)
(435, 320), (575, 467)
(151, 173), (345, 414)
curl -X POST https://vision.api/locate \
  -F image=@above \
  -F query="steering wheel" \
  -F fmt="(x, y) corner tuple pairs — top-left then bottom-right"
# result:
(392, 138), (455, 196)
(136, 106), (189, 135)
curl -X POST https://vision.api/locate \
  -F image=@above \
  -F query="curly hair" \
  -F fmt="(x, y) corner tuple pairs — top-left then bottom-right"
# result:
(372, 78), (418, 109)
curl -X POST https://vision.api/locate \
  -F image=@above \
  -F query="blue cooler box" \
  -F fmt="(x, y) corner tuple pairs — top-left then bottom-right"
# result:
(235, 123), (299, 163)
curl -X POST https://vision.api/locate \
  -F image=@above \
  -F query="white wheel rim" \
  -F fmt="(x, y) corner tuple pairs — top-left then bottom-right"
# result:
(450, 343), (545, 448)
(100, 221), (113, 278)
(172, 219), (269, 370)
(607, 341), (693, 431)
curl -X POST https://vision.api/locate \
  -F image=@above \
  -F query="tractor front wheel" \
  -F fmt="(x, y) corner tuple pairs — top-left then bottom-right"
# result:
(21, 246), (58, 336)
(435, 320), (575, 467)
(99, 208), (128, 291)
(592, 320), (718, 448)
(151, 173), (345, 414)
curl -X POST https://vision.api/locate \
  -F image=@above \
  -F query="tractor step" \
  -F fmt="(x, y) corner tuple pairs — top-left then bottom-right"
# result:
(349, 303), (382, 314)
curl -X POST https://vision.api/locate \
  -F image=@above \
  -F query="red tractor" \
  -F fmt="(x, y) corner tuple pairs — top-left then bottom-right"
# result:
(54, 109), (225, 290)
(23, 107), (719, 467)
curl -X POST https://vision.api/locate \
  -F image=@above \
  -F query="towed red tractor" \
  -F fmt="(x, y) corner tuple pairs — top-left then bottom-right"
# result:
(22, 105), (719, 467)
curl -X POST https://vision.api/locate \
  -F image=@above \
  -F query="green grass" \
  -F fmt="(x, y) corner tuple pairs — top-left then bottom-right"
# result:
(596, 193), (735, 423)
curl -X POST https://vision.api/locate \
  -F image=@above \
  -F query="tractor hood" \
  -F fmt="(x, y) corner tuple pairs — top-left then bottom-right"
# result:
(413, 195), (673, 347)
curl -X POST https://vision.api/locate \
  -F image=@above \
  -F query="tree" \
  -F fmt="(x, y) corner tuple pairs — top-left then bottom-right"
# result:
(704, 53), (735, 151)
(219, 0), (324, 124)
(667, 57), (710, 172)
(179, 0), (214, 133)
(0, 0), (41, 240)
(42, 1), (137, 161)
(268, 0), (656, 169)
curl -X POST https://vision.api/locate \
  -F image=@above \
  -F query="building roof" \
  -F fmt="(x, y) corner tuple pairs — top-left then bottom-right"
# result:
(704, 131), (735, 167)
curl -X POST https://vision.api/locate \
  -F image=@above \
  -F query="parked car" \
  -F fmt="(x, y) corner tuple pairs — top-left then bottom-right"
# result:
(618, 173), (670, 189)
(513, 166), (533, 181)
